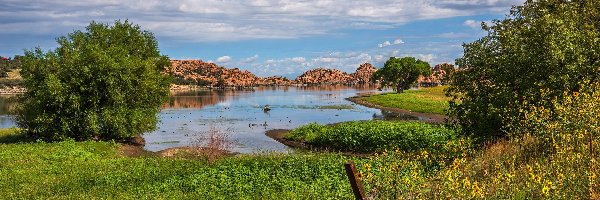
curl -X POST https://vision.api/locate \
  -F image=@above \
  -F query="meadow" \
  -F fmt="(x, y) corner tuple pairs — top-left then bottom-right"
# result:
(358, 86), (450, 115)
(2, 86), (598, 199)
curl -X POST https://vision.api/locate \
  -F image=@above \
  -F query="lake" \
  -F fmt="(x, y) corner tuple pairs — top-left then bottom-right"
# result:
(0, 85), (415, 153)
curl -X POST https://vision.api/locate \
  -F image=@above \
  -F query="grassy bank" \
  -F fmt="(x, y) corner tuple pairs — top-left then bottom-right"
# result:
(359, 86), (450, 115)
(285, 120), (458, 153)
(0, 129), (357, 199)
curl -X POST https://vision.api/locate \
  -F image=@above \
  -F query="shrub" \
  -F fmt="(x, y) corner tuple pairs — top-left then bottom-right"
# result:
(17, 20), (171, 141)
(447, 0), (600, 141)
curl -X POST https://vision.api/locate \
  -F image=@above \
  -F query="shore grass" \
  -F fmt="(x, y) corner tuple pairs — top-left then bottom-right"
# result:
(360, 86), (450, 115)
(285, 120), (458, 153)
(0, 129), (358, 199)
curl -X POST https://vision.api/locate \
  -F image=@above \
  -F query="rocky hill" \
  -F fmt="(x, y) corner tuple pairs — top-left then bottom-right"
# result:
(295, 68), (353, 84)
(166, 60), (377, 87)
(351, 63), (377, 85)
(166, 60), (262, 87)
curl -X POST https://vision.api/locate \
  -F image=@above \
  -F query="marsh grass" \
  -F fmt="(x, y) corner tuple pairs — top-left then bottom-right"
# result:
(285, 120), (457, 153)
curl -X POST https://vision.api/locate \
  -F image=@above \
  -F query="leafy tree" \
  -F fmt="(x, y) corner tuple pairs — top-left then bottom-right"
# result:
(447, 0), (600, 140)
(17, 20), (171, 141)
(373, 57), (432, 93)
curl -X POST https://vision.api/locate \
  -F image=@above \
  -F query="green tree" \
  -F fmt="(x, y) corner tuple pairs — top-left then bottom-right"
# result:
(447, 0), (600, 140)
(373, 57), (432, 93)
(17, 20), (171, 141)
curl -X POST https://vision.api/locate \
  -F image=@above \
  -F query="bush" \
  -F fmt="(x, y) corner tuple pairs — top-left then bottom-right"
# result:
(447, 0), (600, 141)
(17, 20), (171, 141)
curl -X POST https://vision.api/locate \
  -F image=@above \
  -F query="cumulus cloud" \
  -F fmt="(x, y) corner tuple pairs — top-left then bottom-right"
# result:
(378, 39), (404, 48)
(0, 0), (524, 42)
(216, 55), (232, 63)
(241, 54), (259, 63)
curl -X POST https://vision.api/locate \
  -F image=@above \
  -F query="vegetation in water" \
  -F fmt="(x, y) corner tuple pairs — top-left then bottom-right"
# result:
(360, 86), (449, 115)
(285, 120), (458, 153)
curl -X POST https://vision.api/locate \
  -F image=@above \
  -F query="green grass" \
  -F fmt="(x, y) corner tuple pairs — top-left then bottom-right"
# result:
(0, 129), (357, 199)
(285, 120), (458, 153)
(360, 86), (450, 115)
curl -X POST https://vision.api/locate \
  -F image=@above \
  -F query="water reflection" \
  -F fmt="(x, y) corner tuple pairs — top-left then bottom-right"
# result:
(0, 95), (18, 128)
(145, 86), (395, 153)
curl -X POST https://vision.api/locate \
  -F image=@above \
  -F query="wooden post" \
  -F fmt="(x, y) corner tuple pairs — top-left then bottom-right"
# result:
(345, 160), (366, 200)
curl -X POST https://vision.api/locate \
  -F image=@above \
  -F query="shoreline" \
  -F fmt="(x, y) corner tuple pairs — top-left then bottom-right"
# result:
(345, 94), (448, 123)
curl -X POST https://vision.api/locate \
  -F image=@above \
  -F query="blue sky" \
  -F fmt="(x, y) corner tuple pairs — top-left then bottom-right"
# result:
(0, 0), (524, 78)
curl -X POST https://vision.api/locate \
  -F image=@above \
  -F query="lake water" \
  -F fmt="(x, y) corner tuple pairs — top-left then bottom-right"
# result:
(0, 86), (413, 153)
(145, 85), (391, 153)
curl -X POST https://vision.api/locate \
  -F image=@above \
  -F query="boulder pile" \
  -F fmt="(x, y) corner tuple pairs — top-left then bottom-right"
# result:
(166, 60), (378, 87)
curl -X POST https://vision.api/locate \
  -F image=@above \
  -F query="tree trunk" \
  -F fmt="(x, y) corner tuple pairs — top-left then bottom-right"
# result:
(396, 85), (404, 93)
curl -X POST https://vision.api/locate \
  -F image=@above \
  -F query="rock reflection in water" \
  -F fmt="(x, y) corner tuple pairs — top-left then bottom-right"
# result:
(145, 86), (387, 153)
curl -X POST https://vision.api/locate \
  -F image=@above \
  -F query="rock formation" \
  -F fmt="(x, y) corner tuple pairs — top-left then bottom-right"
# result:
(351, 63), (377, 84)
(295, 68), (354, 84)
(166, 60), (378, 87)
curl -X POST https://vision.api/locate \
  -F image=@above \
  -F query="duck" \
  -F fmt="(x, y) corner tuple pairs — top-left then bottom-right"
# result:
(263, 105), (271, 112)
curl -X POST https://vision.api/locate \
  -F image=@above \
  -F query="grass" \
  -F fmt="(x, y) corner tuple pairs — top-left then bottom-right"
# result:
(285, 120), (458, 153)
(357, 133), (599, 199)
(360, 86), (450, 115)
(0, 129), (358, 199)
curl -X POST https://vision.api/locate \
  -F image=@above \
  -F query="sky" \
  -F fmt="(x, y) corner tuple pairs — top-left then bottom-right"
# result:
(0, 0), (525, 78)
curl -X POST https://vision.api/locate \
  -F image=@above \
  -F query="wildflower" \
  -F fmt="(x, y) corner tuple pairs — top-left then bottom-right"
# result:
(463, 177), (471, 188)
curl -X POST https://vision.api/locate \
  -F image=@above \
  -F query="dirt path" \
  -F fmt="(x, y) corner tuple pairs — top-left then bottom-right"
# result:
(346, 96), (448, 123)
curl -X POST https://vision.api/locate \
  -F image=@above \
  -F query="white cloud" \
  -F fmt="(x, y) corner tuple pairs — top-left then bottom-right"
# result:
(318, 57), (338, 63)
(464, 19), (479, 28)
(291, 57), (306, 63)
(393, 39), (404, 45)
(216, 55), (232, 63)
(463, 19), (493, 30)
(0, 0), (524, 41)
(379, 38), (404, 48)
(241, 54), (259, 63)
(378, 41), (392, 48)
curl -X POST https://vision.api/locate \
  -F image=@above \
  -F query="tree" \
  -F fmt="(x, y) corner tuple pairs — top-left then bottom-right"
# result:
(373, 57), (432, 93)
(447, 0), (600, 140)
(17, 20), (171, 141)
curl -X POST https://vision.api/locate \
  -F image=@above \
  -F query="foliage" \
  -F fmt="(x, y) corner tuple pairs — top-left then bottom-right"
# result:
(17, 20), (171, 141)
(373, 57), (432, 93)
(360, 86), (449, 114)
(0, 129), (356, 199)
(0, 56), (21, 78)
(286, 120), (457, 153)
(447, 0), (600, 140)
(359, 84), (600, 199)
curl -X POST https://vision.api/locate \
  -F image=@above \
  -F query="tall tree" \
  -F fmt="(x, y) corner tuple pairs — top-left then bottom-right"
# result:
(373, 57), (432, 93)
(18, 20), (171, 141)
(447, 0), (600, 140)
